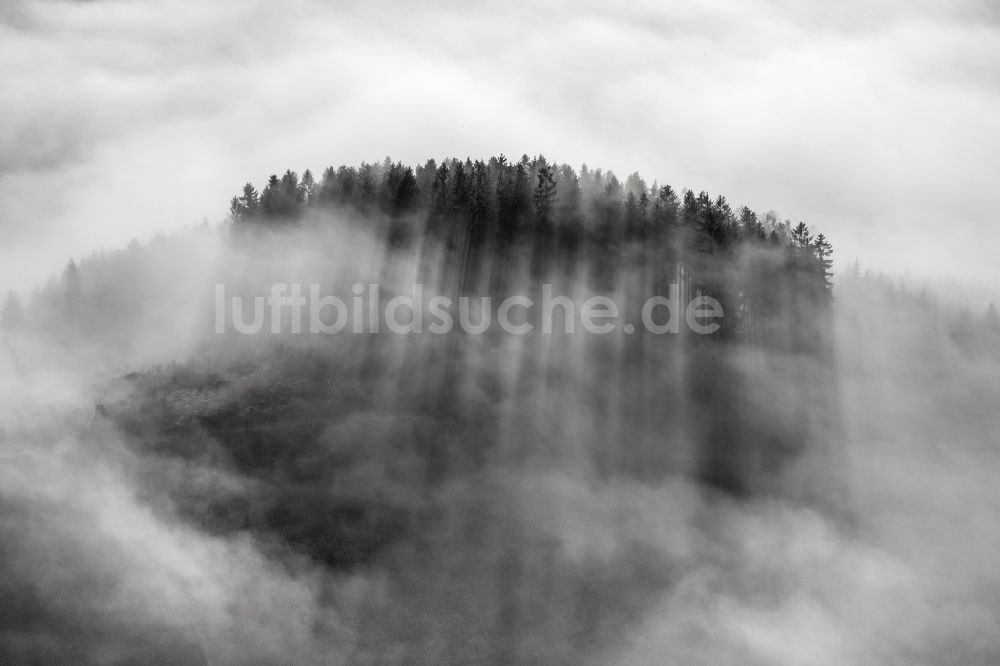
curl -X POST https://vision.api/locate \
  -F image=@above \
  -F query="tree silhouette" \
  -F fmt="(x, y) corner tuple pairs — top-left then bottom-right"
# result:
(300, 169), (315, 206)
(532, 165), (557, 227)
(813, 234), (834, 290)
(791, 221), (812, 248)
(226, 155), (837, 326)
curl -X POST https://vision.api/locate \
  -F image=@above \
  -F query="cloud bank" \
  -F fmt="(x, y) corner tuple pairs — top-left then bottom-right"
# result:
(1, 0), (999, 293)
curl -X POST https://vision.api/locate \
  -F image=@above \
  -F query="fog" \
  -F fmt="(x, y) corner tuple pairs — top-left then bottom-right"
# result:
(3, 0), (1000, 662)
(1, 193), (999, 663)
(2, 0), (1000, 294)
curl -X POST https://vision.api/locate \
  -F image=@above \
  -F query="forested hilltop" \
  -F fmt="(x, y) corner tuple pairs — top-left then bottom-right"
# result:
(0, 154), (847, 663)
(229, 155), (834, 347)
(6, 156), (1000, 663)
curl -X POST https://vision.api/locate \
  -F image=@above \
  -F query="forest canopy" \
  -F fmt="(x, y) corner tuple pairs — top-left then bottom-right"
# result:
(229, 155), (835, 347)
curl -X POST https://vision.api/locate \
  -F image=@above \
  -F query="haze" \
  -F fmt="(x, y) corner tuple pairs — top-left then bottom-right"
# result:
(2, 0), (999, 293)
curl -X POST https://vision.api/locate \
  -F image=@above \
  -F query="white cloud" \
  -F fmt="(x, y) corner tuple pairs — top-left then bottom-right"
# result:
(1, 0), (998, 293)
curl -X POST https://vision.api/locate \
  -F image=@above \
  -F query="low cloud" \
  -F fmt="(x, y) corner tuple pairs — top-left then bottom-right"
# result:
(2, 0), (999, 294)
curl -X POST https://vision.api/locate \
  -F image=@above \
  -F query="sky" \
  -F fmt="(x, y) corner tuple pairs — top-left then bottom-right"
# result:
(1, 0), (999, 294)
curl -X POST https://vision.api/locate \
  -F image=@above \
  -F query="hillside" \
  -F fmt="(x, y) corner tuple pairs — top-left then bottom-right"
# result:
(10, 156), (1000, 662)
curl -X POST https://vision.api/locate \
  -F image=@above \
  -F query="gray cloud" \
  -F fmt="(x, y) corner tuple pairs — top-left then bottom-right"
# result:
(1, 0), (998, 291)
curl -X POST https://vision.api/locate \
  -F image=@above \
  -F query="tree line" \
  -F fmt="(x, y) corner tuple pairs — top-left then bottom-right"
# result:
(229, 154), (835, 348)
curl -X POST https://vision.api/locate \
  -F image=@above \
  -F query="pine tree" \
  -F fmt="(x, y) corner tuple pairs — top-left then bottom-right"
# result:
(813, 233), (834, 291)
(383, 161), (419, 216)
(431, 163), (450, 215)
(791, 222), (812, 248)
(739, 206), (764, 240)
(448, 160), (469, 216)
(336, 166), (358, 203)
(357, 163), (377, 209)
(280, 169), (303, 216)
(260, 174), (281, 216)
(532, 165), (558, 227)
(638, 190), (650, 225)
(318, 166), (338, 206)
(229, 182), (260, 223)
(300, 169), (315, 206)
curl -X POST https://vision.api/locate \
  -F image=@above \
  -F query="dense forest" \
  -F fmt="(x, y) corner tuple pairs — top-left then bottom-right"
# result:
(228, 155), (835, 347)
